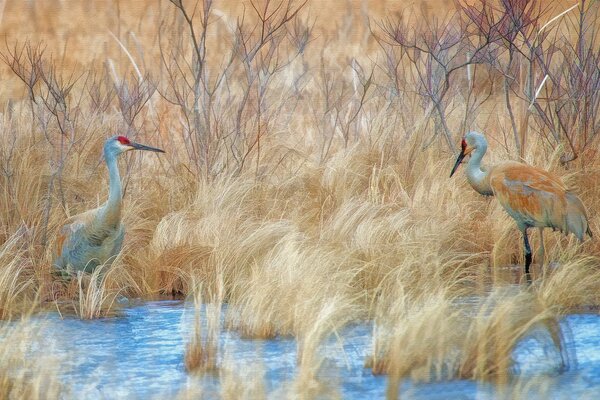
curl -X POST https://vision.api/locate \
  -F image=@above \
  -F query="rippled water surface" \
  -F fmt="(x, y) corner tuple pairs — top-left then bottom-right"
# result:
(18, 301), (600, 398)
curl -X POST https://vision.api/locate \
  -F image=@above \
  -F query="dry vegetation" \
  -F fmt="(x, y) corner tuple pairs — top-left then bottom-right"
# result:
(0, 318), (65, 399)
(1, 0), (600, 397)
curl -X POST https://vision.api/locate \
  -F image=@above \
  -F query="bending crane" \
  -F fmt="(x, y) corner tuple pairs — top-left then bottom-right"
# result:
(53, 135), (164, 274)
(450, 131), (591, 278)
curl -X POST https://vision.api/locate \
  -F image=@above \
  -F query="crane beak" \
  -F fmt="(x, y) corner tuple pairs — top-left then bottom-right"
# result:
(450, 137), (475, 178)
(450, 148), (467, 178)
(129, 142), (165, 153)
(450, 145), (475, 177)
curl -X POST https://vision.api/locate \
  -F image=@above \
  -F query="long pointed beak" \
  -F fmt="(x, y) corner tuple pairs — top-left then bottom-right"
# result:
(130, 142), (165, 153)
(450, 149), (466, 177)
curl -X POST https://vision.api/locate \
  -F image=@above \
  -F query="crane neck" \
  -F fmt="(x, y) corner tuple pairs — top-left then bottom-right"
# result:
(103, 148), (123, 227)
(466, 143), (493, 196)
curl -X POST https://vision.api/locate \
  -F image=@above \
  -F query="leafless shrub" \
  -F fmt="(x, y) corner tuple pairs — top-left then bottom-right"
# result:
(0, 42), (82, 243)
(160, 0), (308, 178)
(86, 70), (117, 117)
(459, 0), (543, 155)
(374, 0), (599, 163)
(375, 8), (501, 153)
(537, 0), (600, 164)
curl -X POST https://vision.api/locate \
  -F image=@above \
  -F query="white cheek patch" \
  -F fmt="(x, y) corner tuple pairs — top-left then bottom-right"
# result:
(116, 142), (132, 151)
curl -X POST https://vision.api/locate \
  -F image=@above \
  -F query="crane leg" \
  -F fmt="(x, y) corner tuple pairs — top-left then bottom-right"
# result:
(523, 229), (532, 279)
(538, 227), (545, 274)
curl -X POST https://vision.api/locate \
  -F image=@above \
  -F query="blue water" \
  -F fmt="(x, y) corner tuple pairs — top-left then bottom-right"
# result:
(17, 301), (600, 399)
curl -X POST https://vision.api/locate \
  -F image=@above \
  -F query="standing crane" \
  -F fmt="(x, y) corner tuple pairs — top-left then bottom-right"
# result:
(53, 135), (164, 274)
(450, 131), (592, 279)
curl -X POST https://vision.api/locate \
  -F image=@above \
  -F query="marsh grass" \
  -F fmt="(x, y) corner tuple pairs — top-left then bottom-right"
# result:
(73, 265), (123, 319)
(0, 232), (35, 319)
(0, 0), (600, 397)
(0, 318), (65, 399)
(370, 288), (567, 399)
(185, 274), (223, 374)
(220, 352), (267, 400)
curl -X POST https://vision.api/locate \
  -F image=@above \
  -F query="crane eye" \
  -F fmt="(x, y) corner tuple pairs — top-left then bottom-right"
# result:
(461, 139), (467, 150)
(116, 136), (131, 145)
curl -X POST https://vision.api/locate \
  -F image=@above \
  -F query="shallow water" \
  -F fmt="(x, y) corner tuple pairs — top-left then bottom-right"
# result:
(15, 301), (600, 399)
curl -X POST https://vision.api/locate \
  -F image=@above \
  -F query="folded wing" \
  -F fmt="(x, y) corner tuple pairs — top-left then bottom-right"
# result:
(489, 162), (591, 240)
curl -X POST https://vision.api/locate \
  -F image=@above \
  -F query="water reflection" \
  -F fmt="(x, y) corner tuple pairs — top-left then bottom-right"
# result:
(18, 301), (600, 398)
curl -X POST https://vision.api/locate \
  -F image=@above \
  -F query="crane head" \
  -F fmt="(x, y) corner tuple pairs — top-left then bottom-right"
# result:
(106, 135), (165, 156)
(450, 137), (474, 177)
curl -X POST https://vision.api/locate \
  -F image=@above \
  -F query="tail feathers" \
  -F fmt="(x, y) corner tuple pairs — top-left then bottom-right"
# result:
(565, 193), (591, 241)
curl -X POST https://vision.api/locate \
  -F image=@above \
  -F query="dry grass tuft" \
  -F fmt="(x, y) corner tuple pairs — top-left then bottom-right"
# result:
(0, 231), (36, 319)
(220, 353), (266, 400)
(370, 287), (567, 398)
(0, 0), (599, 396)
(184, 274), (223, 374)
(0, 318), (65, 398)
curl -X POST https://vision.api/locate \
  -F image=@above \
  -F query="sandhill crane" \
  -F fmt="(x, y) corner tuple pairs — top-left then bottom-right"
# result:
(53, 135), (164, 274)
(450, 131), (592, 279)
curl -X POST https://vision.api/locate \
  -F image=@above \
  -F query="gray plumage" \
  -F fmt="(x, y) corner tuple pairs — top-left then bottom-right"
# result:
(53, 135), (164, 274)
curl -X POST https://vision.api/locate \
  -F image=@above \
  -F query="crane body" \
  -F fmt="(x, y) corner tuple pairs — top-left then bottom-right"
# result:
(450, 131), (591, 278)
(53, 135), (164, 274)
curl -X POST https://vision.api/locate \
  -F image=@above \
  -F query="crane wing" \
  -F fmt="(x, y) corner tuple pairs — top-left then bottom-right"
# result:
(54, 209), (98, 259)
(489, 162), (566, 229)
(54, 205), (127, 273)
(489, 162), (589, 239)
